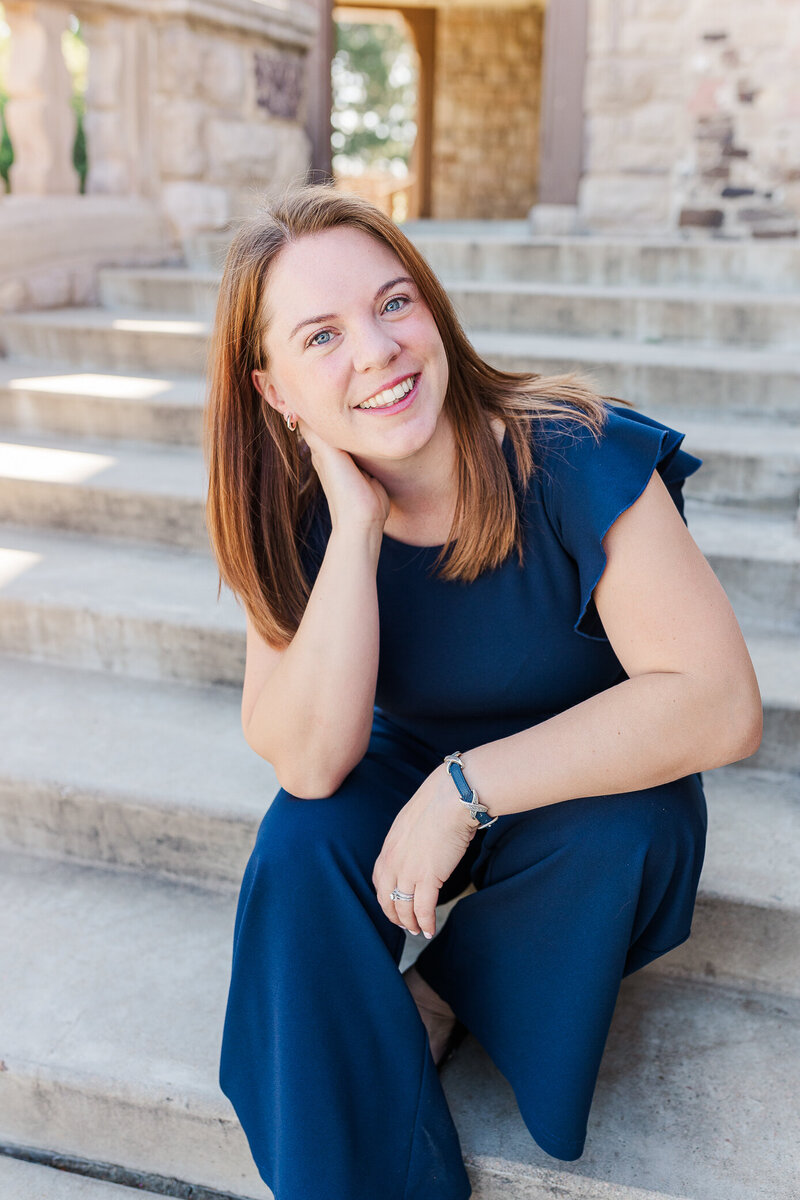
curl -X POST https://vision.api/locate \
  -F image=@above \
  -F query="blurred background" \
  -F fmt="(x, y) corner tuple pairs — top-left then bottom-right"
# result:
(0, 3), (798, 1199)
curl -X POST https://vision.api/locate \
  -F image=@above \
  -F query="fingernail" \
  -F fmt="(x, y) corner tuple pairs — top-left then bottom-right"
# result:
(424, 931), (433, 939)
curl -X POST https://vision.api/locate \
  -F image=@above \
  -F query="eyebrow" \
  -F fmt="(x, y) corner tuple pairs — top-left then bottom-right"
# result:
(288, 276), (417, 342)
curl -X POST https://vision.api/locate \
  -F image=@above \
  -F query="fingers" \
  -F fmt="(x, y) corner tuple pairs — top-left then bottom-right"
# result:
(373, 877), (439, 939)
(413, 879), (439, 940)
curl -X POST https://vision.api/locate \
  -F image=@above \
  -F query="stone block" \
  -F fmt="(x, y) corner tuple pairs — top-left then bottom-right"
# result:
(157, 21), (205, 98)
(585, 58), (656, 110)
(160, 181), (230, 237)
(84, 24), (124, 110)
(207, 118), (278, 180)
(585, 110), (679, 173)
(201, 39), (247, 110)
(679, 207), (725, 227)
(579, 175), (672, 230)
(619, 19), (688, 57)
(83, 109), (124, 166)
(157, 99), (207, 178)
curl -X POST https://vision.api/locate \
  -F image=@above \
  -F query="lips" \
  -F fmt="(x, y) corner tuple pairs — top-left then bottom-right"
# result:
(356, 371), (419, 409)
(355, 372), (421, 415)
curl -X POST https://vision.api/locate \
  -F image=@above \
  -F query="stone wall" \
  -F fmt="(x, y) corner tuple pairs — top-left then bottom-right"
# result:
(580, 0), (800, 237)
(150, 18), (313, 232)
(431, 4), (544, 219)
(677, 2), (800, 238)
(1, 0), (317, 241)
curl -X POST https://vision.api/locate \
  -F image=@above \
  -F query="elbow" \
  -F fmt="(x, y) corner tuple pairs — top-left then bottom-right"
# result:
(273, 763), (354, 799)
(687, 668), (762, 770)
(242, 718), (368, 798)
(273, 725), (372, 798)
(730, 702), (764, 763)
(715, 685), (764, 767)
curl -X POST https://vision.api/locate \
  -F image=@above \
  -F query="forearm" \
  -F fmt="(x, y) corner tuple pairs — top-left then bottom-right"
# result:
(459, 671), (761, 818)
(245, 525), (382, 796)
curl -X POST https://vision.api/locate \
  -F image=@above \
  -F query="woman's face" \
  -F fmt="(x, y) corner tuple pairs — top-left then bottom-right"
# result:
(252, 226), (450, 462)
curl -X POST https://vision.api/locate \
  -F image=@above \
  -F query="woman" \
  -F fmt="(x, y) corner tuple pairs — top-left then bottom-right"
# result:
(206, 183), (762, 1200)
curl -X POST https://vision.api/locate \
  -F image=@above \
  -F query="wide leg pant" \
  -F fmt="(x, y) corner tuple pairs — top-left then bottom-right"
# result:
(218, 712), (707, 1200)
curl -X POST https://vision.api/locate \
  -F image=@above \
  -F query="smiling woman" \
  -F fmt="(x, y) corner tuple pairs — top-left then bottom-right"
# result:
(204, 186), (619, 649)
(205, 182), (761, 1200)
(249, 226), (453, 488)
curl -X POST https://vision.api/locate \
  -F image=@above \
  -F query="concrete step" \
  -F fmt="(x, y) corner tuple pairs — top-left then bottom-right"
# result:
(0, 308), (207, 375)
(0, 361), (202, 446)
(0, 655), (267, 890)
(1, 367), (798, 512)
(449, 280), (800, 349)
(0, 521), (797, 750)
(98, 266), (220, 318)
(470, 329), (800, 423)
(0, 522), (244, 686)
(0, 1156), (168, 1200)
(2, 308), (798, 421)
(0, 654), (796, 996)
(0, 408), (797, 529)
(1, 428), (798, 630)
(184, 222), (800, 291)
(413, 237), (800, 292)
(681, 501), (800, 634)
(0, 429), (210, 551)
(97, 266), (800, 349)
(1, 847), (799, 1200)
(447, 974), (800, 1200)
(653, 764), (800, 997)
(650, 407), (800, 513)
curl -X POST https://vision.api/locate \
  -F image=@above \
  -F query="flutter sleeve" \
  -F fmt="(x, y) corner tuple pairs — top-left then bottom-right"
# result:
(539, 403), (704, 643)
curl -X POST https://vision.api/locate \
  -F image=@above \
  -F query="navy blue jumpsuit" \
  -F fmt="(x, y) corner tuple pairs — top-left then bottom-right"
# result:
(218, 403), (708, 1199)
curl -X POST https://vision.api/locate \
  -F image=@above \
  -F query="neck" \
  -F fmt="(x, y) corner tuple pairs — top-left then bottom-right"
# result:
(351, 416), (459, 534)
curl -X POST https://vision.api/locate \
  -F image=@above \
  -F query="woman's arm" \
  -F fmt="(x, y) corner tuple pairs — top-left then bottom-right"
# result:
(455, 469), (763, 816)
(242, 421), (391, 798)
(242, 523), (383, 798)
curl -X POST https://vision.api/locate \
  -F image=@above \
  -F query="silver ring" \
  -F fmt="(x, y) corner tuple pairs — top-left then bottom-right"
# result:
(390, 888), (415, 902)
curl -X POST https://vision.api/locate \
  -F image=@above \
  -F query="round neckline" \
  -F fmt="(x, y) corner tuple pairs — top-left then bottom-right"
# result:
(381, 425), (511, 553)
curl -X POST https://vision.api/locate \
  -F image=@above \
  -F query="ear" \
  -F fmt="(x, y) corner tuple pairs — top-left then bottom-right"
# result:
(251, 368), (286, 416)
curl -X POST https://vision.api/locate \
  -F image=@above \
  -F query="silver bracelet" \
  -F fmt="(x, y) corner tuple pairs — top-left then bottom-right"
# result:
(443, 751), (498, 828)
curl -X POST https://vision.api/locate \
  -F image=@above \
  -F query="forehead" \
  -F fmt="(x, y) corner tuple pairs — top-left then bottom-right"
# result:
(265, 227), (408, 324)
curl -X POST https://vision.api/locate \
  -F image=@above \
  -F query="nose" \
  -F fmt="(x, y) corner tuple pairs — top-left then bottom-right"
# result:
(350, 318), (401, 375)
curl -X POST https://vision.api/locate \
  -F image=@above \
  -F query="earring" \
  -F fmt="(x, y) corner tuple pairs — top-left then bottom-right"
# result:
(285, 413), (297, 432)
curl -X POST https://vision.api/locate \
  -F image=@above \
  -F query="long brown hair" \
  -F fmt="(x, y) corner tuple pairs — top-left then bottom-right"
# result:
(203, 181), (630, 649)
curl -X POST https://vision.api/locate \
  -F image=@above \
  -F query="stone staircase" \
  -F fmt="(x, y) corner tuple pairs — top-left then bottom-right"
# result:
(0, 221), (798, 1199)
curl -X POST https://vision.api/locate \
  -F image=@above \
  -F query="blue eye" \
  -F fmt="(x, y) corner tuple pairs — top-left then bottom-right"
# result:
(306, 295), (411, 348)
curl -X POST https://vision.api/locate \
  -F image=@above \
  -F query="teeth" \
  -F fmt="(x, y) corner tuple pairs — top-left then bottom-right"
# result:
(357, 374), (417, 409)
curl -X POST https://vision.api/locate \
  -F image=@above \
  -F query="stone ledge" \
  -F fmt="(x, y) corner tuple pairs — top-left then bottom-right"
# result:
(0, 197), (182, 313)
(76, 0), (317, 48)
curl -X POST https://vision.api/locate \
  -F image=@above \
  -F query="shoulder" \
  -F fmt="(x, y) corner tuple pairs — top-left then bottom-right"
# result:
(528, 400), (704, 641)
(533, 400), (703, 529)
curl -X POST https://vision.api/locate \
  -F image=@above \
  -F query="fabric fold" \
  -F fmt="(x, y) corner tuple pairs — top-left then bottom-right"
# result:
(538, 403), (704, 643)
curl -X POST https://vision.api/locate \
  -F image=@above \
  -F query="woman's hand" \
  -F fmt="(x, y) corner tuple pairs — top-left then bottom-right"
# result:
(298, 418), (390, 536)
(372, 764), (479, 939)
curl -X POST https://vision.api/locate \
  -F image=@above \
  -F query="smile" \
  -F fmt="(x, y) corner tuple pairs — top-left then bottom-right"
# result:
(355, 373), (420, 413)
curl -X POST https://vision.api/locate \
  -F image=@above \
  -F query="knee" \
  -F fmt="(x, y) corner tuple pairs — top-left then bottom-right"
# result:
(583, 780), (706, 875)
(249, 763), (396, 892)
(251, 788), (348, 879)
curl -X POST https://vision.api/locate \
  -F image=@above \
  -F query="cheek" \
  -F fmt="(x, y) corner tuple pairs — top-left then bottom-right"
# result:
(297, 361), (352, 427)
(414, 315), (447, 362)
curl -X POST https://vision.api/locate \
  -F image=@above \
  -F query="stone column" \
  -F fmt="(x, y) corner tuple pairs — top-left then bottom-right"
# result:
(80, 11), (156, 197)
(3, 0), (79, 194)
(304, 0), (334, 182)
(403, 6), (436, 221)
(530, 0), (589, 232)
